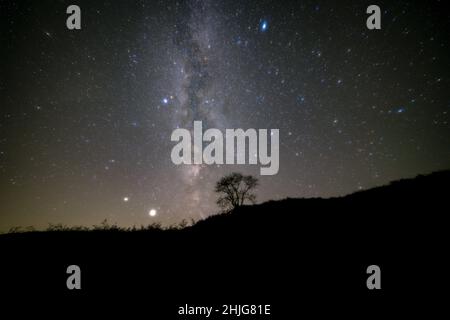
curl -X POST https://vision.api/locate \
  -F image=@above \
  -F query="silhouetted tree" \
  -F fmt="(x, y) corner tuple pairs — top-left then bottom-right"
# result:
(215, 172), (258, 211)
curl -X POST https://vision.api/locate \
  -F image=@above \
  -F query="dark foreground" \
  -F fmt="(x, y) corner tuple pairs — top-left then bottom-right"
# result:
(1, 171), (449, 317)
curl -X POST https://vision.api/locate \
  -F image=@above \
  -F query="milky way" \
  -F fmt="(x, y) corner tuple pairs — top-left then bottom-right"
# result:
(1, 0), (449, 231)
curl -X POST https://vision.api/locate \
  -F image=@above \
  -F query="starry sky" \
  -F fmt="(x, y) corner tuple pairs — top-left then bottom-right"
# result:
(1, 0), (449, 231)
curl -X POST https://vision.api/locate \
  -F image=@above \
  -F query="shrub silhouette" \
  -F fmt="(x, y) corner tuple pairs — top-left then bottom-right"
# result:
(215, 172), (258, 211)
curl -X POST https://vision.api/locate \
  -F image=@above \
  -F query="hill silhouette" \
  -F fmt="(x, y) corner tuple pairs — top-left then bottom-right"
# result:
(1, 170), (448, 317)
(191, 170), (449, 236)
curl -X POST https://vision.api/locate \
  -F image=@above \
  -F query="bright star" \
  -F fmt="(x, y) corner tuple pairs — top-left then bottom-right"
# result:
(123, 197), (129, 202)
(162, 98), (169, 104)
(260, 20), (268, 32)
(149, 209), (157, 217)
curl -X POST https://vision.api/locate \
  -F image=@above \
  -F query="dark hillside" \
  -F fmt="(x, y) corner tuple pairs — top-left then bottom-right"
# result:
(1, 171), (448, 317)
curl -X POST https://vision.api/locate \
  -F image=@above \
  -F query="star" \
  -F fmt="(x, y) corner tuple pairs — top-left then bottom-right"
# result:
(149, 209), (157, 217)
(260, 20), (268, 32)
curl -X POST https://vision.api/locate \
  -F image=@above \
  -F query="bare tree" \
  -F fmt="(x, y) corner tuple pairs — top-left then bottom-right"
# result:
(215, 172), (258, 211)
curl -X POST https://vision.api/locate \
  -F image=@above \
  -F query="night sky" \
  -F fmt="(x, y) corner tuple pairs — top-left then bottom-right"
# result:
(1, 0), (449, 231)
